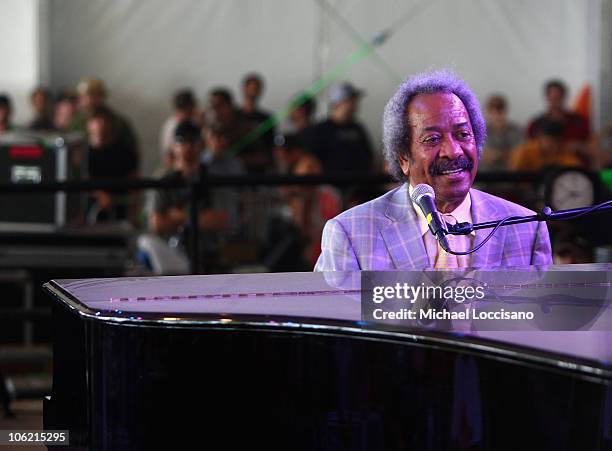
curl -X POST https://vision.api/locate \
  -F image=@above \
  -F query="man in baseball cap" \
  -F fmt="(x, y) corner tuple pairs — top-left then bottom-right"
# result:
(306, 81), (373, 173)
(328, 82), (363, 107)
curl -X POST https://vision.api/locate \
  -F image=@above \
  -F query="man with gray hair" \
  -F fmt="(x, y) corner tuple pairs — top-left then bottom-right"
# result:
(315, 70), (552, 271)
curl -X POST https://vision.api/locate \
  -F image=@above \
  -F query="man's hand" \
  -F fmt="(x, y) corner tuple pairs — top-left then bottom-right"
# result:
(92, 191), (112, 210)
(149, 207), (187, 235)
(166, 207), (187, 225)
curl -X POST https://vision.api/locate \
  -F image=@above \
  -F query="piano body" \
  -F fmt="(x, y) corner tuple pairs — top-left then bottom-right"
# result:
(43, 267), (611, 450)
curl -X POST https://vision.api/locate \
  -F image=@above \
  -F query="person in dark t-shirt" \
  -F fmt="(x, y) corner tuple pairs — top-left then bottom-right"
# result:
(86, 105), (139, 222)
(288, 92), (317, 154)
(240, 73), (276, 150)
(88, 109), (138, 179)
(308, 82), (373, 173)
(28, 87), (55, 131)
(526, 79), (589, 143)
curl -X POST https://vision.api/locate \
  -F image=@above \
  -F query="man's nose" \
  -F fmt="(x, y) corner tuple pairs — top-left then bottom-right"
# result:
(439, 135), (463, 159)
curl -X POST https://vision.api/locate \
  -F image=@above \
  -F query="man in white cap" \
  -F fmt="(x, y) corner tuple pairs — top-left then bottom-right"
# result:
(307, 82), (373, 173)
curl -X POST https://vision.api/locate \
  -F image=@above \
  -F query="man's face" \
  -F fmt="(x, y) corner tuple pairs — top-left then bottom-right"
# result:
(274, 145), (299, 168)
(243, 80), (262, 101)
(80, 92), (104, 111)
(289, 105), (306, 124)
(172, 140), (199, 171)
(87, 116), (110, 147)
(204, 130), (228, 156)
(399, 92), (478, 212)
(210, 95), (233, 123)
(32, 91), (49, 114)
(176, 106), (194, 122)
(487, 106), (506, 126)
(0, 106), (10, 123)
(332, 97), (357, 122)
(54, 101), (76, 130)
(546, 86), (565, 111)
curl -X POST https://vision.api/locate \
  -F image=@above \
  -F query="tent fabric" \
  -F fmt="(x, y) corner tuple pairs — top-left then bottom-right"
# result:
(48, 0), (597, 175)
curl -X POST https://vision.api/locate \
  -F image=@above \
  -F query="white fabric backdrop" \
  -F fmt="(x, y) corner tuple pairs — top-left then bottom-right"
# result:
(48, 0), (598, 175)
(0, 0), (41, 124)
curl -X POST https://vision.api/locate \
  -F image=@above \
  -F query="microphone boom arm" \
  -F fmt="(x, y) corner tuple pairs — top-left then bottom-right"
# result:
(441, 199), (612, 256)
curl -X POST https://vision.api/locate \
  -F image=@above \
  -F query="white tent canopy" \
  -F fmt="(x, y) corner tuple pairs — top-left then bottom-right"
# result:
(1, 0), (605, 175)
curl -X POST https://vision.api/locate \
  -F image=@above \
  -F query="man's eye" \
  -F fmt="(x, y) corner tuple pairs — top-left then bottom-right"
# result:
(422, 135), (440, 144)
(456, 131), (472, 140)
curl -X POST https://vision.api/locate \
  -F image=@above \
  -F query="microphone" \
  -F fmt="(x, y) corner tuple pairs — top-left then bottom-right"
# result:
(410, 184), (451, 252)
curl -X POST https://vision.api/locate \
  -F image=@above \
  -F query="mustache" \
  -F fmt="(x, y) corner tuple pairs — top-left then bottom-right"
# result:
(429, 156), (474, 176)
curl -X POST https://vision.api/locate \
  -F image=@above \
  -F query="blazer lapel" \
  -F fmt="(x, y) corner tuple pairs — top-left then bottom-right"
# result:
(469, 188), (505, 268)
(381, 184), (430, 269)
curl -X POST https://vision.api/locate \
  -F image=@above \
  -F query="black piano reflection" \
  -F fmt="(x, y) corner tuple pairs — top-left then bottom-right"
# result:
(43, 267), (611, 450)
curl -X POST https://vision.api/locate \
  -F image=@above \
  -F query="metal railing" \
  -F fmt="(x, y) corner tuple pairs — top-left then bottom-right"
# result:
(0, 171), (546, 274)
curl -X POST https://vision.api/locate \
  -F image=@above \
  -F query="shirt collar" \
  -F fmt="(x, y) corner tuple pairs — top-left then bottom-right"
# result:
(407, 184), (474, 236)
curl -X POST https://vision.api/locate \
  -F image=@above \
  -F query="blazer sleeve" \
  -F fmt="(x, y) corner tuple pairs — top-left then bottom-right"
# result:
(530, 220), (553, 266)
(314, 218), (361, 271)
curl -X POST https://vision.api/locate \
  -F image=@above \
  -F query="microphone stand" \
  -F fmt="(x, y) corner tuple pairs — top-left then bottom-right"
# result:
(445, 201), (612, 236)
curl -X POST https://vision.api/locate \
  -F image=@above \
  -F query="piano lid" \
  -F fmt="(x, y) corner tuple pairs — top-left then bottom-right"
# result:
(44, 265), (612, 380)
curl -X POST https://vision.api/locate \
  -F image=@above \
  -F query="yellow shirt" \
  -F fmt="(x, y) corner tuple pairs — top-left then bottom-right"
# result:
(510, 139), (583, 171)
(408, 185), (475, 267)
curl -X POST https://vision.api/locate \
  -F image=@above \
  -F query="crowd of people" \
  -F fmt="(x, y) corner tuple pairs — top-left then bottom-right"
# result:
(481, 80), (604, 172)
(0, 73), (610, 271)
(1, 76), (610, 177)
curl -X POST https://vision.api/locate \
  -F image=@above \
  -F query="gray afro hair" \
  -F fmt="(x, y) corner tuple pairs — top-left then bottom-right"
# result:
(382, 69), (486, 181)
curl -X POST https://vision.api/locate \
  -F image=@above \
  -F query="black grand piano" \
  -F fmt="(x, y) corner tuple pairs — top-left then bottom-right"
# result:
(43, 266), (611, 450)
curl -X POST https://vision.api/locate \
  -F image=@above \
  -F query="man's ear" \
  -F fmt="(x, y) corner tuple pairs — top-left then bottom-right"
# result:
(398, 153), (410, 177)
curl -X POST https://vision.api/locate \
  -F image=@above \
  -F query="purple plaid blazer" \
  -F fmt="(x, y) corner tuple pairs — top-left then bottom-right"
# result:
(314, 183), (552, 271)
